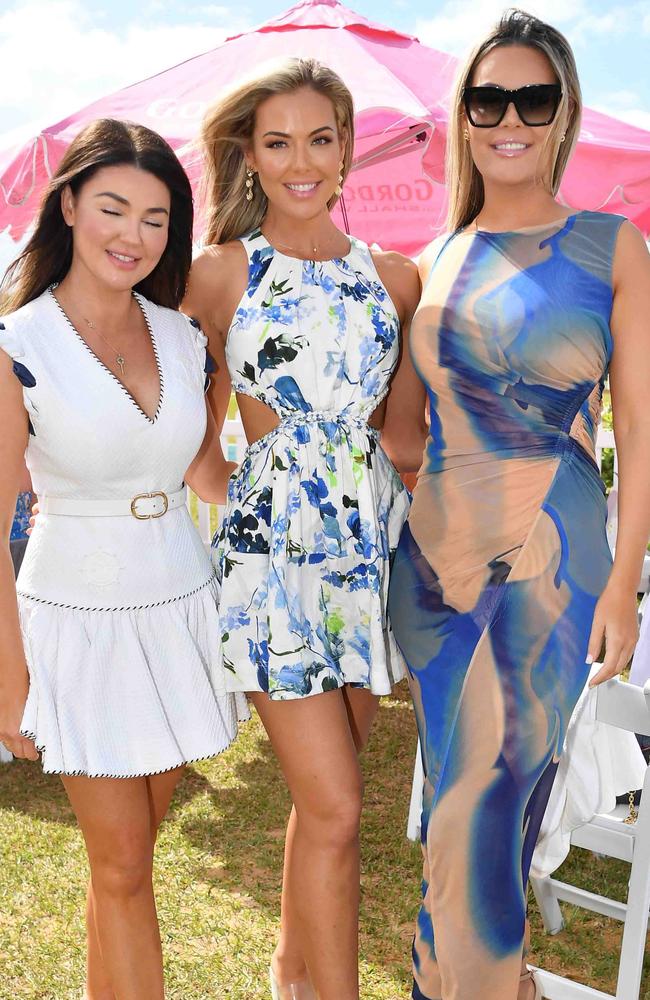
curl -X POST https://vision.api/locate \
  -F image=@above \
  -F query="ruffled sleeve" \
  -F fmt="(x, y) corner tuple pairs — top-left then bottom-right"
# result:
(185, 315), (218, 394)
(0, 318), (38, 434)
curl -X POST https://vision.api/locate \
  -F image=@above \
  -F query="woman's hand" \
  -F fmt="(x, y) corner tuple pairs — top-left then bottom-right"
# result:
(0, 676), (38, 761)
(587, 582), (639, 686)
(27, 499), (40, 536)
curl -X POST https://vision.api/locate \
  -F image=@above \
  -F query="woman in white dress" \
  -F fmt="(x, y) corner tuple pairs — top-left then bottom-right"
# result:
(184, 59), (425, 1000)
(0, 119), (244, 1000)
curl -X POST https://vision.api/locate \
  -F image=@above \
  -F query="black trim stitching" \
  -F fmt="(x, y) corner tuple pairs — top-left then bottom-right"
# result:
(17, 573), (216, 613)
(17, 731), (245, 779)
(48, 288), (164, 425)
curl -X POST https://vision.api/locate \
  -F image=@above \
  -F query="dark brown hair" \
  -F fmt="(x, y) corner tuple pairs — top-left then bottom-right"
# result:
(1, 118), (194, 313)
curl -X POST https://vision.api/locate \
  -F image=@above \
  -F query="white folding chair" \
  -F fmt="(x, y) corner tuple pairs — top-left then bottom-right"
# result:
(530, 678), (650, 1000)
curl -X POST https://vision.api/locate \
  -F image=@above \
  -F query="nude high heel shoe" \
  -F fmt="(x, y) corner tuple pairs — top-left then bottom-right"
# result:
(270, 965), (317, 1000)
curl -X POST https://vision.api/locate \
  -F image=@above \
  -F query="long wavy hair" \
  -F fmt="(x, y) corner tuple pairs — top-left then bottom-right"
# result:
(1, 119), (194, 314)
(200, 57), (355, 246)
(446, 9), (582, 233)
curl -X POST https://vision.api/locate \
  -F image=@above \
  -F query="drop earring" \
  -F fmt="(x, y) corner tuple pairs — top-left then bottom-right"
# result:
(463, 128), (470, 141)
(245, 167), (255, 202)
(335, 161), (344, 197)
(560, 133), (566, 143)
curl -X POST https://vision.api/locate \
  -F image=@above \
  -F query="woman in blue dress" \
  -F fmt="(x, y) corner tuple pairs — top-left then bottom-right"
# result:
(388, 11), (650, 1000)
(184, 59), (424, 1000)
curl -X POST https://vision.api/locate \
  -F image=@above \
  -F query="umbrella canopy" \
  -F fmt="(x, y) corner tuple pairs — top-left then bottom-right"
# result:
(1, 0), (649, 254)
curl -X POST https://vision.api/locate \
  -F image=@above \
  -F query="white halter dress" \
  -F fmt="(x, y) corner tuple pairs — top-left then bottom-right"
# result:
(1, 289), (246, 778)
(213, 230), (410, 700)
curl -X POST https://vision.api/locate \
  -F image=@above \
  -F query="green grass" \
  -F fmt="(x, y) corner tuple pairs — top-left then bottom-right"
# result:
(0, 683), (648, 999)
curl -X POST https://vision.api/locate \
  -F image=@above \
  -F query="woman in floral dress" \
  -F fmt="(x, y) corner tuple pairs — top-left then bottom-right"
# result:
(183, 59), (424, 1000)
(10, 462), (33, 577)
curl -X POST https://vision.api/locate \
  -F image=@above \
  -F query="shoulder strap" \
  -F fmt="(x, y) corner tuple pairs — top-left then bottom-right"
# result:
(238, 228), (270, 261)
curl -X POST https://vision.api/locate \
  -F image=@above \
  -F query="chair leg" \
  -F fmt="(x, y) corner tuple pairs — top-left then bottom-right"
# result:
(530, 875), (565, 935)
(614, 862), (650, 997)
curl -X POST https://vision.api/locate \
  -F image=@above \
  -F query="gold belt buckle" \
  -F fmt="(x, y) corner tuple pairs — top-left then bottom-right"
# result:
(130, 491), (169, 520)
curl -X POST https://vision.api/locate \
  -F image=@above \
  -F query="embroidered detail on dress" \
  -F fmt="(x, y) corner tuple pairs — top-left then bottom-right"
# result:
(80, 550), (123, 588)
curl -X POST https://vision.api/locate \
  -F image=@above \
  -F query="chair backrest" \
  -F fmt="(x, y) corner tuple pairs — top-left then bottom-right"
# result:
(595, 678), (650, 737)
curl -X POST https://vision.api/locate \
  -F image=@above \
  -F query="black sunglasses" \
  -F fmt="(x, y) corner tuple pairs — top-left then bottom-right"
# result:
(463, 84), (563, 128)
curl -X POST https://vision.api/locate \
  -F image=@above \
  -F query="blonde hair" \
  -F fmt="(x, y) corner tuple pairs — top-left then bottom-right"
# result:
(446, 8), (582, 232)
(200, 57), (355, 246)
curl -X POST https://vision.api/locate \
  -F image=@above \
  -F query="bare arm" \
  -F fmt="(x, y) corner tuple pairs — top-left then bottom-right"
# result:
(184, 404), (236, 504)
(180, 245), (250, 502)
(588, 221), (650, 684)
(375, 250), (427, 473)
(0, 349), (38, 759)
(181, 243), (248, 433)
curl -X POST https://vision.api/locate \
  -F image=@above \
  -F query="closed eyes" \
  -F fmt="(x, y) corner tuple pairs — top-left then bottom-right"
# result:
(100, 208), (164, 228)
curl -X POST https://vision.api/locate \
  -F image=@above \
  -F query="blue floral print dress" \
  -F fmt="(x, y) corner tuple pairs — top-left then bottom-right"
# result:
(213, 229), (410, 700)
(11, 491), (32, 541)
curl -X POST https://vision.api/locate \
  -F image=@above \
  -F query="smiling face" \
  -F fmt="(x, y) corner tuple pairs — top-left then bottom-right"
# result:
(246, 86), (346, 222)
(465, 43), (566, 192)
(61, 164), (171, 291)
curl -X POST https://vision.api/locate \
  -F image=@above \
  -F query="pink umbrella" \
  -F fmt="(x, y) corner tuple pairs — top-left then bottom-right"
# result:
(1, 0), (649, 254)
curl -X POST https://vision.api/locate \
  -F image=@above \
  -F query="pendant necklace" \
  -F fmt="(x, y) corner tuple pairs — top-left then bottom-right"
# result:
(83, 316), (127, 377)
(263, 228), (346, 260)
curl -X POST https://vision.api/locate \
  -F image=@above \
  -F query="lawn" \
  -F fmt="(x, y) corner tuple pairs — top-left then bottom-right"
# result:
(0, 682), (648, 1000)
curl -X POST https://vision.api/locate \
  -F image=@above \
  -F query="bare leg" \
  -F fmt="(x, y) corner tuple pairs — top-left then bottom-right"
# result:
(273, 688), (379, 986)
(518, 918), (537, 1000)
(252, 687), (378, 1000)
(68, 767), (184, 1000)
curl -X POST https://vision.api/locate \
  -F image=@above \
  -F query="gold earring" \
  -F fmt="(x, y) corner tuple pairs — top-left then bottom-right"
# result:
(335, 161), (344, 197)
(245, 167), (255, 202)
(463, 128), (470, 141)
(560, 133), (566, 143)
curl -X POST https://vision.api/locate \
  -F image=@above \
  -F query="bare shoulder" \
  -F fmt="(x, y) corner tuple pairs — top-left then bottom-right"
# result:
(187, 241), (248, 304)
(417, 234), (449, 285)
(0, 342), (14, 379)
(614, 219), (649, 260)
(184, 241), (249, 338)
(613, 220), (650, 290)
(370, 248), (420, 320)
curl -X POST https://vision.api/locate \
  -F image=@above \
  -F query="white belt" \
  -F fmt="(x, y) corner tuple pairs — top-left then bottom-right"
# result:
(38, 487), (186, 520)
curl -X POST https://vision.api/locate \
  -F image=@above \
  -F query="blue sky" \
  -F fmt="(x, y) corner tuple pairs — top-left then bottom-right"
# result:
(0, 0), (649, 148)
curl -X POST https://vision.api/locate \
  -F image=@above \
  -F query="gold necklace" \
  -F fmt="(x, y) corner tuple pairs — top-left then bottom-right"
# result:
(263, 228), (347, 259)
(82, 316), (127, 377)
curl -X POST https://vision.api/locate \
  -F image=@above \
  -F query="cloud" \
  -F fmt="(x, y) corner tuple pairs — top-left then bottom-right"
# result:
(414, 0), (647, 53)
(595, 90), (650, 132)
(597, 88), (650, 127)
(0, 1), (250, 146)
(613, 108), (650, 131)
(414, 0), (589, 54)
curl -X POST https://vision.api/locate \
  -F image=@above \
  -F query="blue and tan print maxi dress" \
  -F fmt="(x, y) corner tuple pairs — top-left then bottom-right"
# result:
(213, 230), (410, 699)
(388, 211), (625, 1000)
